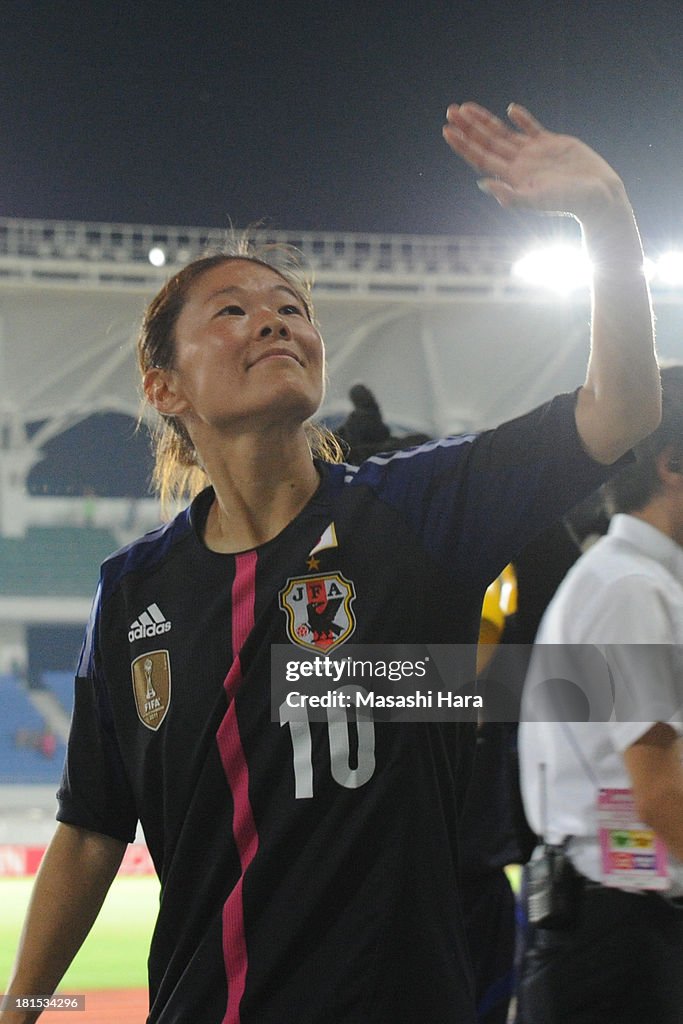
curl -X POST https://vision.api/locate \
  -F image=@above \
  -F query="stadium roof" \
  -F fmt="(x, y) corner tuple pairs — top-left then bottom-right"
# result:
(3, 217), (683, 468)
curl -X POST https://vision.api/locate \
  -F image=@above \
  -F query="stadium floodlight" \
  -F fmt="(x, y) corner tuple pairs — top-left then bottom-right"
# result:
(652, 251), (683, 287)
(148, 246), (167, 267)
(511, 245), (592, 295)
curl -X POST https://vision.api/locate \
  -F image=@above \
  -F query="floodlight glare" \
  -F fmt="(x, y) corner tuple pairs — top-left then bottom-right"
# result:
(148, 246), (167, 267)
(512, 245), (592, 294)
(654, 251), (683, 287)
(642, 257), (656, 283)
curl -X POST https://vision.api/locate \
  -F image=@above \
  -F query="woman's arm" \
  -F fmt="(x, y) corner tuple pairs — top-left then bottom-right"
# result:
(0, 823), (126, 1023)
(443, 102), (660, 463)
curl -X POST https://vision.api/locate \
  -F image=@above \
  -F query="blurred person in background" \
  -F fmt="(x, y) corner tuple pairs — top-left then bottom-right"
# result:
(518, 366), (683, 1024)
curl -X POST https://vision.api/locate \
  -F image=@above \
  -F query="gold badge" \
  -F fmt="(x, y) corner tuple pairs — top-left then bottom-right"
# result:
(131, 650), (171, 731)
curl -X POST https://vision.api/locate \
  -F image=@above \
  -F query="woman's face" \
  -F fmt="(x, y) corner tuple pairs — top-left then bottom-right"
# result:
(147, 259), (325, 439)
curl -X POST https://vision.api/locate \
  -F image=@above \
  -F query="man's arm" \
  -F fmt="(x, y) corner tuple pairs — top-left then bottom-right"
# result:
(623, 722), (683, 863)
(0, 823), (126, 1024)
(443, 102), (660, 463)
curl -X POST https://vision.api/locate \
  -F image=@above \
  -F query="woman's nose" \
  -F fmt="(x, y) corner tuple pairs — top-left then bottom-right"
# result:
(259, 318), (290, 339)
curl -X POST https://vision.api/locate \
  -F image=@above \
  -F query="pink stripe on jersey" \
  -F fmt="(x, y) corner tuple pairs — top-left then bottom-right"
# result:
(216, 549), (259, 1024)
(231, 551), (258, 664)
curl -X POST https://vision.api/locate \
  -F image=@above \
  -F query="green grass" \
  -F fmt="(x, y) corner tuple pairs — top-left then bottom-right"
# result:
(0, 876), (159, 990)
(1, 868), (522, 993)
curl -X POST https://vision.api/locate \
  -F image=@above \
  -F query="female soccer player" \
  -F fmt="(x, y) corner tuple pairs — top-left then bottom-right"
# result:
(1, 103), (659, 1024)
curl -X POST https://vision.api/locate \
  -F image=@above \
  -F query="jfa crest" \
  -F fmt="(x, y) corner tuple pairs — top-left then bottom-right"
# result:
(279, 573), (356, 652)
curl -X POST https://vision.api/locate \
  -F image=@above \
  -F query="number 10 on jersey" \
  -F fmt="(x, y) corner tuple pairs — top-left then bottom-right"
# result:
(279, 684), (376, 798)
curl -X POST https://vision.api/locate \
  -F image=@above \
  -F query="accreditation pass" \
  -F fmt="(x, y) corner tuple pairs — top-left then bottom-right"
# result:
(597, 788), (669, 890)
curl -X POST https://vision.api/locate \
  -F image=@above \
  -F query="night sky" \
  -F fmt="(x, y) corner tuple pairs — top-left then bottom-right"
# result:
(3, 1), (683, 244)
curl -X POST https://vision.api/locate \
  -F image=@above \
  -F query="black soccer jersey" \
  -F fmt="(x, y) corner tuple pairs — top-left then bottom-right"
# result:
(58, 392), (615, 1024)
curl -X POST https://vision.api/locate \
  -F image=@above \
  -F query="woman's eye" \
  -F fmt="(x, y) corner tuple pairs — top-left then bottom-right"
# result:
(217, 305), (245, 316)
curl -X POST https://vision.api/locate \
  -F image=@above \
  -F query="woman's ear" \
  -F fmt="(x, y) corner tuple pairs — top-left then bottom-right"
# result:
(143, 367), (189, 416)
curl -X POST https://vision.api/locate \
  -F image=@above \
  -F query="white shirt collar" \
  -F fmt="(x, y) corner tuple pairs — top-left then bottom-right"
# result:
(609, 513), (683, 579)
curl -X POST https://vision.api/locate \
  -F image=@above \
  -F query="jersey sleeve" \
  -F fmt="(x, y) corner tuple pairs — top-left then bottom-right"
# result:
(56, 580), (138, 843)
(350, 390), (622, 589)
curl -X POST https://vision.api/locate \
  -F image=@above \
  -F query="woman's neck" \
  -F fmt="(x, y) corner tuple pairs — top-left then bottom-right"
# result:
(199, 429), (321, 553)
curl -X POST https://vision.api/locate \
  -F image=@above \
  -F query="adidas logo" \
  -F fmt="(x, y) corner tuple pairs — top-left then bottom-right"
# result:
(128, 603), (172, 643)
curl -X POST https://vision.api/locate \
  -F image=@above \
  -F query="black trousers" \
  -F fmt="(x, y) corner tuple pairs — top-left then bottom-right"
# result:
(462, 869), (516, 1024)
(517, 883), (683, 1024)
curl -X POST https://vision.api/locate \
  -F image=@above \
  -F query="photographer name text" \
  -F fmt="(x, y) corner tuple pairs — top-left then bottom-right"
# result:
(284, 689), (482, 710)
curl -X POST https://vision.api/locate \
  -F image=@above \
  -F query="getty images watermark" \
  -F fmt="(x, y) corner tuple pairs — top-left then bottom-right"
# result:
(270, 644), (683, 723)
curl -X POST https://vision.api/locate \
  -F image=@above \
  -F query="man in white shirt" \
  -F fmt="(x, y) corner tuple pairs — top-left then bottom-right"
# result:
(518, 366), (683, 1024)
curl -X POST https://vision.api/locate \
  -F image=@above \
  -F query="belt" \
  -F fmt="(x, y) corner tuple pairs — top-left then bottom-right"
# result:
(581, 876), (683, 908)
